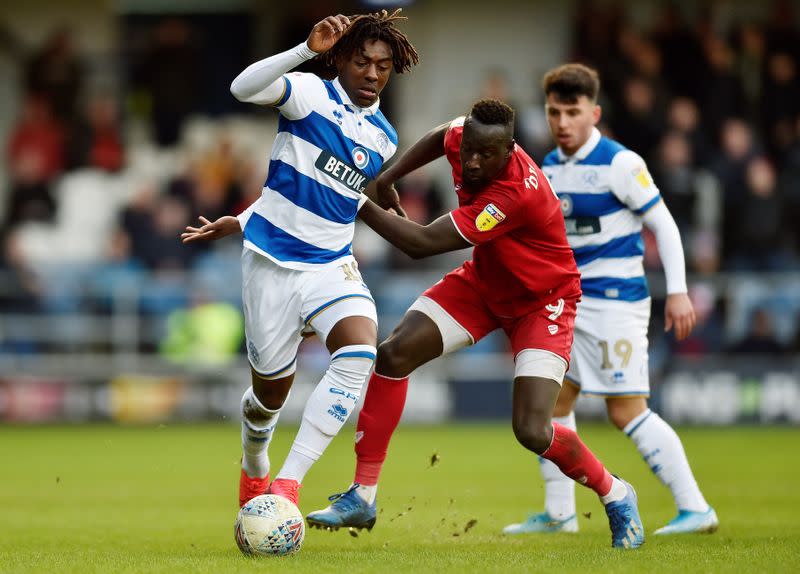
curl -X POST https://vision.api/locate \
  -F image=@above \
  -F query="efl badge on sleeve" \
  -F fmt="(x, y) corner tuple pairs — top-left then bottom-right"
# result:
(475, 203), (506, 231)
(632, 165), (653, 188)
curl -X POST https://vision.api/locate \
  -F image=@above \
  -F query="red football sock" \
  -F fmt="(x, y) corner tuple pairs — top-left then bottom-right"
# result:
(354, 372), (409, 486)
(541, 422), (613, 497)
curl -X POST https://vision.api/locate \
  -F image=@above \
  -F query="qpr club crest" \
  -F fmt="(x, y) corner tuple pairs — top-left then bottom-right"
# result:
(560, 194), (573, 217)
(351, 146), (369, 170)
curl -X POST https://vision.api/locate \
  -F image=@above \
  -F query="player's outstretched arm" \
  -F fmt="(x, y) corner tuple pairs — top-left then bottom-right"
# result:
(366, 122), (449, 215)
(229, 15), (350, 105)
(358, 199), (469, 258)
(181, 215), (241, 244)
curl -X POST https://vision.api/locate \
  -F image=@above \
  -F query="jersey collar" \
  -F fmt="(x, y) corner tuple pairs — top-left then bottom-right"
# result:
(557, 127), (601, 164)
(332, 77), (380, 115)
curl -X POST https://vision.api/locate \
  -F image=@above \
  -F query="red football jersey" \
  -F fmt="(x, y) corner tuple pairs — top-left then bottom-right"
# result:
(445, 118), (581, 318)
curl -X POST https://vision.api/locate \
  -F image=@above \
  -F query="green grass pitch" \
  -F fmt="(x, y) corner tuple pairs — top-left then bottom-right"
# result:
(1, 423), (798, 573)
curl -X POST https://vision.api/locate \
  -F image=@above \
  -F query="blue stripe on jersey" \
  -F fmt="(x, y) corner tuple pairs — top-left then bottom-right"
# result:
(266, 159), (359, 224)
(244, 212), (352, 264)
(578, 137), (627, 166)
(633, 194), (662, 215)
(364, 110), (399, 146)
(580, 276), (649, 301)
(572, 232), (643, 266)
(278, 113), (383, 180)
(542, 150), (560, 167)
(277, 76), (292, 106)
(323, 80), (343, 105)
(558, 191), (626, 217)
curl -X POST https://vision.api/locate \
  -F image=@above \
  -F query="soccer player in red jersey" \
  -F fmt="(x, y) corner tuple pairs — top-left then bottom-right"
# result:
(307, 99), (645, 548)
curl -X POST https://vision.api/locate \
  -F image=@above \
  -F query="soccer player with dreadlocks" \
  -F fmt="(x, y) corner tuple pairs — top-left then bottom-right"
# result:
(181, 10), (419, 508)
(307, 98), (645, 549)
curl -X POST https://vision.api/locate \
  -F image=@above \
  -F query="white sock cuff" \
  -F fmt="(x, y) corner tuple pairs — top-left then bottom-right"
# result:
(331, 344), (377, 362)
(553, 411), (576, 430)
(623, 408), (653, 437)
(241, 387), (284, 431)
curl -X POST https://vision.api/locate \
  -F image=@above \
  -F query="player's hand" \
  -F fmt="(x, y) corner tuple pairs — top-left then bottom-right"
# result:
(664, 292), (696, 341)
(368, 176), (408, 218)
(307, 15), (351, 54)
(181, 215), (241, 244)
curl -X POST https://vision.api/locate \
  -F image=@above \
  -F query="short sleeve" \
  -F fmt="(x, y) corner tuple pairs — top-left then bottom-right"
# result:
(449, 185), (525, 245)
(610, 150), (662, 215)
(275, 72), (325, 121)
(443, 117), (465, 166)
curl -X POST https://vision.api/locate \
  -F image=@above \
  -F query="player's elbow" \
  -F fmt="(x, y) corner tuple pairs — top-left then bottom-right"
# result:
(229, 80), (247, 102)
(407, 247), (430, 260)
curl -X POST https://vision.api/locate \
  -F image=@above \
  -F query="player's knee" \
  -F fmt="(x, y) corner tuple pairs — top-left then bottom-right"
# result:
(375, 338), (414, 378)
(329, 345), (376, 393)
(606, 398), (648, 430)
(512, 419), (552, 454)
(607, 409), (630, 430)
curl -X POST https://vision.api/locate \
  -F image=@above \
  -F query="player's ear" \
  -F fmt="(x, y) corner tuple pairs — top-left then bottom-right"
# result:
(507, 138), (515, 157)
(592, 104), (602, 126)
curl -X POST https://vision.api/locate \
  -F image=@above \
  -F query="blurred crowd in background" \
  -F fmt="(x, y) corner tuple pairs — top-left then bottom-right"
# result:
(2, 1), (800, 368)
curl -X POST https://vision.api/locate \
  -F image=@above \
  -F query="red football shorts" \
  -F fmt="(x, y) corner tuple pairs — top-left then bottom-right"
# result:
(421, 263), (576, 365)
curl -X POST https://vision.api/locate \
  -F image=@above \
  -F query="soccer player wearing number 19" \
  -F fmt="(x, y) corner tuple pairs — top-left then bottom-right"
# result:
(503, 64), (718, 536)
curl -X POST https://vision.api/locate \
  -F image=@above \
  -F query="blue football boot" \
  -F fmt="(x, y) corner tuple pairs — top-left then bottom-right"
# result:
(502, 512), (579, 534)
(654, 507), (719, 535)
(306, 484), (377, 531)
(604, 478), (645, 549)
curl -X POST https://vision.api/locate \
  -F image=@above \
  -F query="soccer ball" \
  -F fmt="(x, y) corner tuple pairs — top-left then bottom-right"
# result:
(234, 494), (305, 557)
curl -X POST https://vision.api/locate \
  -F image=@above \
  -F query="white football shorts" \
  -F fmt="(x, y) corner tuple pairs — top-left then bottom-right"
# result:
(241, 248), (377, 379)
(566, 297), (651, 397)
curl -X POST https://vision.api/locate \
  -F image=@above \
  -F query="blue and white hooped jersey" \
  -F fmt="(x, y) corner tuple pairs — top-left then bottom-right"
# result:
(238, 73), (398, 270)
(542, 128), (661, 303)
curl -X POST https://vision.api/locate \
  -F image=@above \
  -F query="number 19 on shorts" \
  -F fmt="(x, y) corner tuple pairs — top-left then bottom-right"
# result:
(597, 339), (632, 369)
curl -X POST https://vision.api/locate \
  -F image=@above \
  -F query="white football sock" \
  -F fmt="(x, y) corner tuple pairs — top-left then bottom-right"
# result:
(600, 476), (628, 505)
(540, 412), (577, 519)
(240, 386), (282, 478)
(276, 346), (375, 483)
(624, 409), (709, 513)
(354, 483), (377, 504)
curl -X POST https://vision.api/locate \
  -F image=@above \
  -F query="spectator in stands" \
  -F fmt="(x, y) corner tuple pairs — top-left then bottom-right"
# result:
(611, 76), (664, 161)
(710, 118), (758, 265)
(728, 307), (787, 354)
(735, 23), (766, 125)
(5, 94), (64, 227)
(702, 34), (747, 142)
(652, 2), (705, 102)
(139, 19), (201, 146)
(187, 135), (243, 222)
(666, 97), (711, 167)
(651, 131), (696, 234)
(66, 93), (125, 172)
(24, 27), (84, 123)
(120, 183), (198, 271)
(762, 51), (800, 159)
(729, 156), (792, 270)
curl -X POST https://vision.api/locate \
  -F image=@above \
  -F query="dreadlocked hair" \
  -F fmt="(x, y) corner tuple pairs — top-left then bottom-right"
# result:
(469, 98), (515, 127)
(320, 9), (419, 74)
